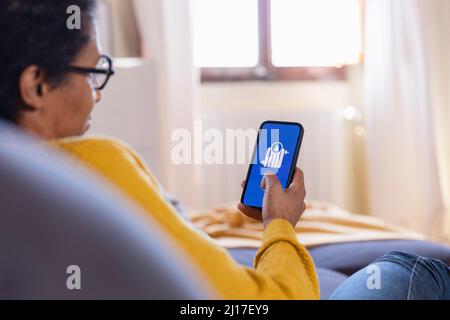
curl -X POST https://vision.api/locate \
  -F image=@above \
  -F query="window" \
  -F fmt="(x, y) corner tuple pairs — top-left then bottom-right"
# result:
(193, 0), (259, 68)
(193, 0), (364, 82)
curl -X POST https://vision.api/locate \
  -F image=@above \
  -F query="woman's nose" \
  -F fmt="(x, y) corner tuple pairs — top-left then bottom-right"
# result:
(94, 89), (103, 103)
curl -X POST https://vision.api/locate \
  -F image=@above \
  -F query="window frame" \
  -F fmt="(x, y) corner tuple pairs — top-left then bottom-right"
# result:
(200, 0), (363, 82)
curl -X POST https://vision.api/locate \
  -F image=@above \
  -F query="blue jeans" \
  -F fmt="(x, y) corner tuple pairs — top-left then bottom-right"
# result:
(329, 251), (450, 300)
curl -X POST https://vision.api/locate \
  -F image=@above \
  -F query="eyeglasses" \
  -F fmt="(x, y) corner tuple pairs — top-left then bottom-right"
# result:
(65, 55), (115, 90)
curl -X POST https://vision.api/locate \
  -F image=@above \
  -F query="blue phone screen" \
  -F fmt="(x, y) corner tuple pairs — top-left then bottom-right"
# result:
(242, 122), (303, 208)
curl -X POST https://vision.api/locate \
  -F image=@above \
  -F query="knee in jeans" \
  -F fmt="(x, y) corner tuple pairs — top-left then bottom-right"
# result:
(376, 251), (420, 266)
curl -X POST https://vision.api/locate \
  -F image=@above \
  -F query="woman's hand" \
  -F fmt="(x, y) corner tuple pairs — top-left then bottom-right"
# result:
(238, 167), (306, 229)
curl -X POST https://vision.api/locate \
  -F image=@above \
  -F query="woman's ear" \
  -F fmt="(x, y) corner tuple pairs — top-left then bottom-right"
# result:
(19, 65), (47, 111)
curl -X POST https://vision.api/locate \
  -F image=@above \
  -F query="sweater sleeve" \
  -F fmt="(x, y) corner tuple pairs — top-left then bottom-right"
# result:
(51, 137), (319, 300)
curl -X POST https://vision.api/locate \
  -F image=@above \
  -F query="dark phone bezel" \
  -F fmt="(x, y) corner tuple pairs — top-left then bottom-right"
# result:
(240, 120), (304, 209)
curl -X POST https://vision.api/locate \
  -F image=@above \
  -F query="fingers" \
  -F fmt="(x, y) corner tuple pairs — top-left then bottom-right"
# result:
(288, 167), (305, 193)
(237, 203), (263, 222)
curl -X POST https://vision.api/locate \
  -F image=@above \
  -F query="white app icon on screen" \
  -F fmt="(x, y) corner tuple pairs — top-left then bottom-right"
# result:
(261, 142), (289, 169)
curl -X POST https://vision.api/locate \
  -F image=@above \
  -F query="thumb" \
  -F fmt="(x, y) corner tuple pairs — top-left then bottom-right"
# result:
(261, 173), (281, 192)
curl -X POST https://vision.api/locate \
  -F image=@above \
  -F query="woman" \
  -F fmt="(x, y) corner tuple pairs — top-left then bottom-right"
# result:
(1, 0), (448, 300)
(0, 0), (318, 299)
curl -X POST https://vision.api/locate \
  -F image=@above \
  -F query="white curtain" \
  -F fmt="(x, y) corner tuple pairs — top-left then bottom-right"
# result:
(98, 0), (141, 57)
(133, 0), (203, 210)
(364, 0), (450, 241)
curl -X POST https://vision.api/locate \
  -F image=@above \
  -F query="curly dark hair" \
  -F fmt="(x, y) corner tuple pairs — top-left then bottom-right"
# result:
(0, 0), (98, 123)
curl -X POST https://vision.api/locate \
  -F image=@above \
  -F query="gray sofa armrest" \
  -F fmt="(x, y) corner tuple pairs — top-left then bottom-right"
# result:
(0, 122), (212, 299)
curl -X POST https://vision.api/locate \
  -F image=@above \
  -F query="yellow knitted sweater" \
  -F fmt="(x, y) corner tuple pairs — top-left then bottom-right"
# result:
(52, 136), (319, 300)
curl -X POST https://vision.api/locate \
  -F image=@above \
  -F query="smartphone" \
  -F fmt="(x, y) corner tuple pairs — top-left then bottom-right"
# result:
(241, 121), (304, 209)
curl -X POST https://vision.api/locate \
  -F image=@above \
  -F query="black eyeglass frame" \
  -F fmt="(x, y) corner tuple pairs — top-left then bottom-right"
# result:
(65, 54), (115, 90)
